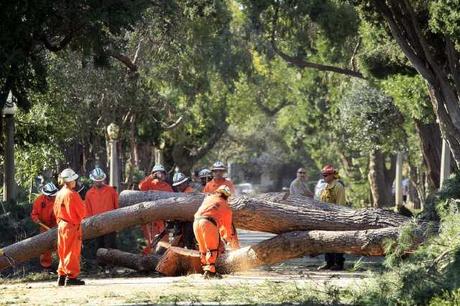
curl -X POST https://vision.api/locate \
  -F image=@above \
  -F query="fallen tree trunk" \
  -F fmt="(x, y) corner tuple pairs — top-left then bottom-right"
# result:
(0, 192), (410, 271)
(97, 227), (410, 276)
(96, 248), (158, 272)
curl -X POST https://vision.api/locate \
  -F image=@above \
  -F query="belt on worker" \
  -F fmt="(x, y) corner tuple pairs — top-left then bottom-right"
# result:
(195, 216), (217, 227)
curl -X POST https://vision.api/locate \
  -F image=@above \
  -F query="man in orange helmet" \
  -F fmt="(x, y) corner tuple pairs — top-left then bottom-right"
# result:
(193, 185), (240, 279)
(85, 167), (119, 253)
(31, 182), (58, 270)
(203, 161), (235, 194)
(54, 168), (86, 286)
(139, 164), (173, 254)
(318, 164), (346, 271)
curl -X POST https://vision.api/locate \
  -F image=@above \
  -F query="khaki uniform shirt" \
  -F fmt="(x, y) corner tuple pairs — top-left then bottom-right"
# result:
(289, 178), (312, 196)
(320, 180), (346, 205)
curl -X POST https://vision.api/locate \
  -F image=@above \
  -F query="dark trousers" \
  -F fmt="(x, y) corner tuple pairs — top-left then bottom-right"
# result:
(325, 253), (345, 266)
(95, 232), (117, 250)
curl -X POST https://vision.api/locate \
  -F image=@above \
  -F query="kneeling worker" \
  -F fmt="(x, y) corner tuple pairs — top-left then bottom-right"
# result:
(31, 182), (59, 270)
(193, 185), (239, 279)
(54, 168), (86, 286)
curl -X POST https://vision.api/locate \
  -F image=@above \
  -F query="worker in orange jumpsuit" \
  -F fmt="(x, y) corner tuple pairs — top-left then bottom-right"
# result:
(203, 161), (235, 194)
(30, 182), (58, 270)
(138, 164), (173, 254)
(54, 168), (86, 286)
(198, 168), (212, 191)
(193, 185), (240, 279)
(171, 172), (196, 249)
(85, 167), (119, 253)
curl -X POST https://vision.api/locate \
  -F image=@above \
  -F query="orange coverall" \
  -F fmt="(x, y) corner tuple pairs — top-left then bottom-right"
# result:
(85, 185), (119, 217)
(139, 176), (173, 254)
(193, 194), (239, 273)
(54, 186), (86, 279)
(31, 194), (57, 268)
(203, 178), (235, 194)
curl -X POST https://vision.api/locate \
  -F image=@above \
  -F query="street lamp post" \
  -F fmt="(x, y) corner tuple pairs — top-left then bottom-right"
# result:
(3, 91), (17, 202)
(107, 123), (120, 190)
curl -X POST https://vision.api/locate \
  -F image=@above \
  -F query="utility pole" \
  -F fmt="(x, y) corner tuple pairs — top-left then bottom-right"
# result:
(107, 123), (120, 191)
(395, 152), (403, 206)
(3, 91), (17, 202)
(440, 139), (451, 189)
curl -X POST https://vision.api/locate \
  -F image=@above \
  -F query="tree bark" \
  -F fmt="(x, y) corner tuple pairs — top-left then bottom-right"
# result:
(98, 227), (410, 276)
(0, 192), (411, 271)
(96, 248), (158, 272)
(368, 150), (395, 207)
(414, 119), (441, 189)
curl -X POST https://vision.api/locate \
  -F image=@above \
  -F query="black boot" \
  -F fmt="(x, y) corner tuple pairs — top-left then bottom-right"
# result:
(329, 264), (344, 271)
(57, 275), (66, 287)
(203, 271), (222, 279)
(65, 277), (85, 286)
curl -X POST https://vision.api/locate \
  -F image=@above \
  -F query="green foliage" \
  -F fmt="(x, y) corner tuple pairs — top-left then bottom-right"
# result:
(339, 80), (405, 153)
(429, 0), (460, 46)
(352, 173), (460, 305)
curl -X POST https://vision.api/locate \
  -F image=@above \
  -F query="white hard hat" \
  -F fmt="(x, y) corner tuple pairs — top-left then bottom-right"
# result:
(59, 168), (79, 183)
(151, 164), (166, 173)
(90, 167), (106, 182)
(198, 168), (212, 178)
(211, 161), (226, 171)
(172, 172), (189, 186)
(41, 182), (58, 196)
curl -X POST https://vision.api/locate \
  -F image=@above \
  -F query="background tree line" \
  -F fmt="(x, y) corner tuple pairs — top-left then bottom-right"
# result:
(1, 0), (459, 208)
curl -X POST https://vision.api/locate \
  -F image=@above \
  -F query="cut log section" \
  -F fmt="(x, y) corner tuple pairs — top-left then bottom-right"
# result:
(97, 227), (415, 276)
(0, 192), (410, 271)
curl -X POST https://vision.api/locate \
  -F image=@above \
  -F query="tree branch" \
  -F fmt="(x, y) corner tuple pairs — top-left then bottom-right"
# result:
(270, 40), (365, 79)
(106, 50), (138, 72)
(254, 96), (290, 116)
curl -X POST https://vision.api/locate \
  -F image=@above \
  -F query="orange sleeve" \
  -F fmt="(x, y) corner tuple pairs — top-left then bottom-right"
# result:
(203, 182), (211, 193)
(31, 196), (42, 222)
(72, 192), (86, 223)
(85, 192), (93, 218)
(217, 201), (238, 248)
(139, 176), (152, 191)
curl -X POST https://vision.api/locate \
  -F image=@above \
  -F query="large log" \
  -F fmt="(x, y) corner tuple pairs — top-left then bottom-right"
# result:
(97, 227), (407, 276)
(0, 192), (409, 271)
(96, 248), (158, 272)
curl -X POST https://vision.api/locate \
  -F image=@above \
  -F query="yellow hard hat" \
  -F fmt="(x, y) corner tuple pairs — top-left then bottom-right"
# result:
(215, 185), (231, 197)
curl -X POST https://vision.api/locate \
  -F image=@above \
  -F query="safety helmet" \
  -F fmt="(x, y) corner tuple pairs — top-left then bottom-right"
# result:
(59, 168), (79, 183)
(321, 165), (337, 175)
(151, 164), (166, 174)
(211, 161), (226, 171)
(41, 182), (58, 196)
(198, 168), (212, 178)
(89, 167), (107, 182)
(172, 172), (189, 186)
(215, 185), (231, 197)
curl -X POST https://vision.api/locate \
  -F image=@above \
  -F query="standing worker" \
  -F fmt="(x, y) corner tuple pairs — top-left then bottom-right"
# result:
(138, 164), (173, 254)
(198, 169), (212, 191)
(172, 172), (194, 193)
(193, 185), (240, 279)
(54, 168), (86, 286)
(171, 172), (196, 249)
(85, 168), (119, 251)
(289, 168), (314, 197)
(30, 182), (59, 270)
(203, 161), (235, 194)
(318, 165), (346, 271)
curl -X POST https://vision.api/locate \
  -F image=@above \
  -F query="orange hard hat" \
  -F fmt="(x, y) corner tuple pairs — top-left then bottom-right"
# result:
(321, 165), (337, 175)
